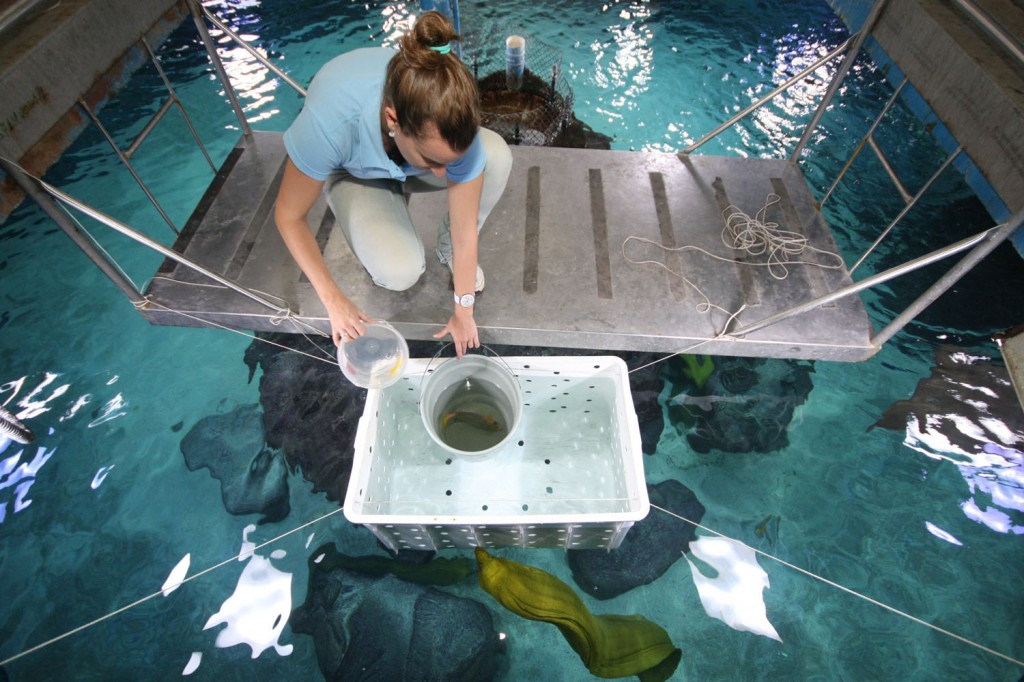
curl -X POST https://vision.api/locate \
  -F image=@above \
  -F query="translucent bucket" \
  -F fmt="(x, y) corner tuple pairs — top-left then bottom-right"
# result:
(419, 354), (522, 459)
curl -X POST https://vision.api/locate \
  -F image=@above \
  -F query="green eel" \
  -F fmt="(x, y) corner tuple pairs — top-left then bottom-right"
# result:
(475, 547), (682, 681)
(679, 354), (715, 389)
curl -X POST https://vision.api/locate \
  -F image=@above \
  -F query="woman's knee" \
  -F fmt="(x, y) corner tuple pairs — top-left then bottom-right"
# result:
(480, 128), (513, 183)
(369, 254), (425, 291)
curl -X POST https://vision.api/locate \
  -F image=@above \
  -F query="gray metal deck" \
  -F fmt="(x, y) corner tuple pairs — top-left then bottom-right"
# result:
(142, 131), (876, 361)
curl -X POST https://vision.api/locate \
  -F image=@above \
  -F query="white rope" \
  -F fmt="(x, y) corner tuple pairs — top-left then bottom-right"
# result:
(0, 506), (347, 668)
(56, 199), (143, 292)
(626, 305), (746, 376)
(623, 192), (844, 288)
(721, 193), (845, 279)
(139, 294), (338, 366)
(146, 275), (332, 340)
(621, 192), (846, 375)
(651, 503), (1024, 668)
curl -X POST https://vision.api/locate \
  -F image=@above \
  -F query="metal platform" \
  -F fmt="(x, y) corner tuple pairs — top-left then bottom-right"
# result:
(142, 131), (876, 361)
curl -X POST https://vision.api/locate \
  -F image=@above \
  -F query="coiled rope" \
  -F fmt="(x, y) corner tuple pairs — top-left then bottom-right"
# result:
(621, 193), (845, 375)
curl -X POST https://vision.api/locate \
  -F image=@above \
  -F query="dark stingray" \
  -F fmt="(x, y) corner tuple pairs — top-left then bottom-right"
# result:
(180, 403), (290, 523)
(870, 345), (1024, 455)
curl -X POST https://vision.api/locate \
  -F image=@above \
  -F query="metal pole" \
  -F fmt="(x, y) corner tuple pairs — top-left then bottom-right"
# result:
(870, 210), (1023, 348)
(140, 36), (218, 172)
(77, 99), (180, 235)
(187, 0), (253, 139)
(850, 145), (965, 274)
(199, 8), (307, 97)
(820, 78), (907, 207)
(790, 0), (891, 162)
(682, 38), (852, 155)
(727, 224), (1003, 339)
(952, 0), (1024, 67)
(0, 157), (144, 304)
(36, 180), (293, 314)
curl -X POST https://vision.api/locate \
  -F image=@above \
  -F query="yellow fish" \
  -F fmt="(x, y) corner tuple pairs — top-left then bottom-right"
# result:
(441, 411), (502, 432)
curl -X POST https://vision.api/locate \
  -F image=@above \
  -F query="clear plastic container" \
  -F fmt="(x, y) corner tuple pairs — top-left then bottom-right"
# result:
(337, 321), (409, 389)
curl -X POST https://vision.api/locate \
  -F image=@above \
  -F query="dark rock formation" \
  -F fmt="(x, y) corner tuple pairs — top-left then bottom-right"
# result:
(180, 403), (289, 523)
(567, 479), (706, 599)
(291, 561), (502, 681)
(667, 356), (815, 453)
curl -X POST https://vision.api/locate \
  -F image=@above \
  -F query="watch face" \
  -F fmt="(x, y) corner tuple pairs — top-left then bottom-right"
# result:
(456, 293), (475, 307)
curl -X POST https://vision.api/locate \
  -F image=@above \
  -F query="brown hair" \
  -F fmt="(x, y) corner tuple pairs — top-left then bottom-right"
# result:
(384, 11), (480, 152)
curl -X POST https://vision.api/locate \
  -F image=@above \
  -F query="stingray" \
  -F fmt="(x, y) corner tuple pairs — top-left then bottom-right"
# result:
(870, 345), (1024, 455)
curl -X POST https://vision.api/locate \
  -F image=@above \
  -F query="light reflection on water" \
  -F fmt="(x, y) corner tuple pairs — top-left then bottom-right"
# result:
(0, 441), (56, 524)
(200, 525), (294, 663)
(0, 0), (1021, 678)
(895, 351), (1024, 535)
(0, 373), (125, 525)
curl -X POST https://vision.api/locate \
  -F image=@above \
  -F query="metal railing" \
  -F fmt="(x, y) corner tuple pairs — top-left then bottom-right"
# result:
(0, 0), (308, 320)
(6, 0), (1019, 359)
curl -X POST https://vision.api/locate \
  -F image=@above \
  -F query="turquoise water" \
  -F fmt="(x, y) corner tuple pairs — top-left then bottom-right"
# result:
(2, 1), (1023, 680)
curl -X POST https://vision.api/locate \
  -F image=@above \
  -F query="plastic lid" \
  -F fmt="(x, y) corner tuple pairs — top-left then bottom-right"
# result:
(336, 322), (409, 389)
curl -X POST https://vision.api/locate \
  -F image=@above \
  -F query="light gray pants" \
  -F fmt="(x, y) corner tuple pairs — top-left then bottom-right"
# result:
(325, 128), (513, 291)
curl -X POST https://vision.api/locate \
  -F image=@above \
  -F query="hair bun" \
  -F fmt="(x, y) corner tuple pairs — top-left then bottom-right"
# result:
(402, 10), (459, 59)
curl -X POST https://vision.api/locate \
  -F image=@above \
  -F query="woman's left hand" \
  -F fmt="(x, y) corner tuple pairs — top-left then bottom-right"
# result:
(434, 310), (479, 358)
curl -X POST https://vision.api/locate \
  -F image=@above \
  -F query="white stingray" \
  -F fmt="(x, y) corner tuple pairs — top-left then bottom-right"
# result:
(686, 535), (782, 642)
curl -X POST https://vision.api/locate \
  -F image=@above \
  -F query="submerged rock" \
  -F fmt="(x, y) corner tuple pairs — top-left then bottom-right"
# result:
(291, 563), (501, 681)
(668, 356), (815, 453)
(180, 403), (290, 523)
(310, 542), (475, 586)
(567, 479), (706, 599)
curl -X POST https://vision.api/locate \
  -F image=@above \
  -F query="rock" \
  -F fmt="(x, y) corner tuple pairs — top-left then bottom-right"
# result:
(291, 564), (501, 681)
(567, 479), (705, 599)
(180, 404), (289, 523)
(667, 356), (815, 453)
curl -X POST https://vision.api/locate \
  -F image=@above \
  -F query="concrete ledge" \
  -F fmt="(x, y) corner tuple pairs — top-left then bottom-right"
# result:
(0, 0), (186, 220)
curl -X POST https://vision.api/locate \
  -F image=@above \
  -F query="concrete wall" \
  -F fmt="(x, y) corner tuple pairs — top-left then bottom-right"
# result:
(0, 0), (186, 220)
(828, 0), (1024, 253)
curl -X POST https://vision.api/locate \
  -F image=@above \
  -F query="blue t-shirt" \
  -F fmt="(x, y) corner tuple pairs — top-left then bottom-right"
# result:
(284, 47), (484, 184)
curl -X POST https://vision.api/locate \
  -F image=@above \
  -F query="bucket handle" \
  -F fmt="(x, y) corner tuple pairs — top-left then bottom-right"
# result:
(423, 343), (522, 390)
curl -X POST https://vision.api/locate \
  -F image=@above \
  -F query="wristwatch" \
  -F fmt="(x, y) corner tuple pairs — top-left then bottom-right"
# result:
(454, 292), (475, 308)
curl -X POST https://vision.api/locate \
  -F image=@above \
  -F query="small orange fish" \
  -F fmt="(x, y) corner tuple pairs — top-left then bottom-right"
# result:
(441, 411), (503, 432)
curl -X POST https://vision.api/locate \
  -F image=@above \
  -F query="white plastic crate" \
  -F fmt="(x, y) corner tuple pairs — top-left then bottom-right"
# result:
(343, 355), (650, 551)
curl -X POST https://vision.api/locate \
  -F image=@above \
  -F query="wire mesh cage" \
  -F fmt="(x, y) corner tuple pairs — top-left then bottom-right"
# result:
(462, 30), (575, 146)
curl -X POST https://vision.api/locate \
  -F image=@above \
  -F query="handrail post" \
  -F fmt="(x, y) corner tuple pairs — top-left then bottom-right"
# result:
(820, 78), (907, 207)
(790, 0), (891, 162)
(76, 98), (180, 235)
(726, 223), (1011, 342)
(870, 210), (1024, 348)
(140, 36), (218, 172)
(0, 157), (144, 305)
(850, 145), (965, 274)
(186, 0), (253, 139)
(681, 38), (851, 155)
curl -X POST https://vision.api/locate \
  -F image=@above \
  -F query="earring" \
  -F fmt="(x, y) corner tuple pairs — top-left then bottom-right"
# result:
(388, 129), (395, 138)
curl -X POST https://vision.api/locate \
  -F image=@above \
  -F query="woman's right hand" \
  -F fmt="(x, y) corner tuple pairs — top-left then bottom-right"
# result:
(326, 292), (375, 346)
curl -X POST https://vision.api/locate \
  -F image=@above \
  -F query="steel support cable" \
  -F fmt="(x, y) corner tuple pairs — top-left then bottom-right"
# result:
(651, 504), (1024, 668)
(0, 156), (313, 329)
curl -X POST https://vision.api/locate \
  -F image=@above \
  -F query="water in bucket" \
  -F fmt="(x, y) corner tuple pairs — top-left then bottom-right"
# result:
(435, 376), (511, 453)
